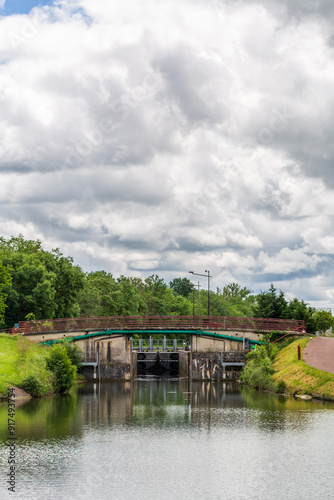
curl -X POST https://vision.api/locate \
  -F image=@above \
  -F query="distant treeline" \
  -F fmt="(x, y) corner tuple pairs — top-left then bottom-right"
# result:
(0, 235), (332, 335)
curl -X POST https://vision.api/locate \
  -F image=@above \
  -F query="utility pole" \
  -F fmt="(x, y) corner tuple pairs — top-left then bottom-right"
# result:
(188, 270), (212, 323)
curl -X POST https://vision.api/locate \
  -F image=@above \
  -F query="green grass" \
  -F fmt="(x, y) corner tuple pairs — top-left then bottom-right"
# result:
(273, 338), (334, 399)
(0, 334), (53, 396)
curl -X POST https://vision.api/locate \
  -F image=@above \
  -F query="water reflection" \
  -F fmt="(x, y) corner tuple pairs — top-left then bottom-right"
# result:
(1, 379), (333, 442)
(0, 392), (83, 442)
(0, 379), (334, 500)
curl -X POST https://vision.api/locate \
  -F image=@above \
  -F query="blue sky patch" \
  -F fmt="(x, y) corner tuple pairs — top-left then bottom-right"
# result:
(1, 1), (55, 16)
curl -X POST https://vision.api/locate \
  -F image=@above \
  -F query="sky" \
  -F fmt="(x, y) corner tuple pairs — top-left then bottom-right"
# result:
(1, 0), (334, 308)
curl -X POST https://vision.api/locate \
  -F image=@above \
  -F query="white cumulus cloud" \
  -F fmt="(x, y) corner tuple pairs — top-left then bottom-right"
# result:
(0, 0), (334, 307)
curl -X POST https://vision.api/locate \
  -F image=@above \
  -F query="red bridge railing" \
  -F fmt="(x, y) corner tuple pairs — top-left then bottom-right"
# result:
(11, 315), (306, 335)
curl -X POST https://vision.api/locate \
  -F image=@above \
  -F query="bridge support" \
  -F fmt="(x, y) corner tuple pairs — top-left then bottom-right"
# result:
(79, 335), (136, 381)
(189, 351), (246, 380)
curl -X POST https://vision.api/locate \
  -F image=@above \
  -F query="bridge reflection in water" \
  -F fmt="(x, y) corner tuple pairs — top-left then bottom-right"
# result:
(79, 379), (247, 428)
(78, 378), (330, 431)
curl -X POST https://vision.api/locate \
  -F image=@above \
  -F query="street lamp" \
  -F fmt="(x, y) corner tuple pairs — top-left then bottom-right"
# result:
(188, 270), (212, 320)
(189, 279), (202, 325)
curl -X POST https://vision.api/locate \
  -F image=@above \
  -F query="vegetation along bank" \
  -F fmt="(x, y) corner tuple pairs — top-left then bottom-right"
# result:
(241, 337), (334, 401)
(0, 334), (82, 399)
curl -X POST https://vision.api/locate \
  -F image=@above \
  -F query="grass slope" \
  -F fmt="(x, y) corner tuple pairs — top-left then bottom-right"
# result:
(0, 334), (53, 396)
(273, 338), (334, 400)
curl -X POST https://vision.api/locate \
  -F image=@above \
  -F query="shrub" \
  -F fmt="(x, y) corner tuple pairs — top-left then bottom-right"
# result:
(62, 342), (82, 370)
(46, 345), (77, 393)
(240, 345), (276, 391)
(276, 380), (287, 394)
(21, 375), (43, 397)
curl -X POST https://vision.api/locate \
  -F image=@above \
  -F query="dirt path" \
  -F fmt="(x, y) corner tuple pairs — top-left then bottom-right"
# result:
(303, 337), (334, 374)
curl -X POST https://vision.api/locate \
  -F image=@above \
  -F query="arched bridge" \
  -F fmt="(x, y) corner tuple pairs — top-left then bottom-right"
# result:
(3, 315), (308, 381)
(6, 315), (306, 382)
(10, 315), (305, 336)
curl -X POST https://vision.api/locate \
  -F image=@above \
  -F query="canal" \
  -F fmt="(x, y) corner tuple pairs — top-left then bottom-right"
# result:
(1, 378), (334, 499)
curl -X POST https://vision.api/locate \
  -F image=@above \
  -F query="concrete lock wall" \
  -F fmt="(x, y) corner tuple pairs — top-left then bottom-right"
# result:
(77, 336), (134, 381)
(190, 352), (246, 380)
(98, 336), (134, 380)
(179, 351), (190, 378)
(191, 331), (262, 352)
(26, 332), (135, 381)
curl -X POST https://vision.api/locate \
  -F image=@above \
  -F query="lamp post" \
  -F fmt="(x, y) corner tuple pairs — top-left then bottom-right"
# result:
(188, 270), (212, 321)
(190, 280), (201, 326)
(197, 281), (201, 325)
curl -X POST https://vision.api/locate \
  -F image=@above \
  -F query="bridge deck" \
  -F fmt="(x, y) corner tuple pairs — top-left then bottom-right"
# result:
(7, 315), (305, 336)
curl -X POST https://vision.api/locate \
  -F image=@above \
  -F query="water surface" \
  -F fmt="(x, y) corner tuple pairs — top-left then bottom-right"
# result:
(1, 378), (334, 499)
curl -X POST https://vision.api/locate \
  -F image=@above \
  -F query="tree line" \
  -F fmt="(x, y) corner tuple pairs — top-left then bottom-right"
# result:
(0, 235), (332, 334)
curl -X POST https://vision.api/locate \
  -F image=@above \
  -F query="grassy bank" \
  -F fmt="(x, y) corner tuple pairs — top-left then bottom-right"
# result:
(0, 334), (53, 397)
(272, 338), (334, 400)
(0, 334), (80, 398)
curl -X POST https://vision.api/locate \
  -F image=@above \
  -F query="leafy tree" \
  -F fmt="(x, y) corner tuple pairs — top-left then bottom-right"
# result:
(0, 262), (12, 325)
(169, 278), (194, 297)
(46, 249), (85, 318)
(286, 297), (309, 321)
(252, 284), (287, 318)
(3, 255), (57, 325)
(78, 271), (119, 317)
(208, 291), (230, 316)
(205, 283), (254, 317)
(285, 298), (316, 333)
(0, 235), (84, 327)
(142, 275), (168, 315)
(0, 234), (43, 253)
(313, 310), (334, 334)
(221, 283), (252, 300)
(116, 276), (143, 315)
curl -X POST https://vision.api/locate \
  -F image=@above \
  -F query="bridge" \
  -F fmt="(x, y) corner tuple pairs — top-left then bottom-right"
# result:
(7, 315), (306, 381)
(9, 314), (305, 336)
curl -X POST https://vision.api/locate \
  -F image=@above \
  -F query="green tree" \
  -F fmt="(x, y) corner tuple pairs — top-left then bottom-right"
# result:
(285, 297), (317, 333)
(46, 249), (85, 318)
(0, 235), (84, 327)
(205, 283), (254, 317)
(142, 275), (168, 315)
(78, 271), (119, 317)
(116, 276), (142, 315)
(221, 283), (252, 300)
(169, 278), (194, 297)
(3, 255), (57, 325)
(252, 284), (287, 318)
(313, 310), (334, 334)
(0, 262), (12, 325)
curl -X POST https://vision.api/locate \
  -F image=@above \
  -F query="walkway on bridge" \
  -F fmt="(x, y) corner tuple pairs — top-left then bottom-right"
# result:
(8, 315), (305, 336)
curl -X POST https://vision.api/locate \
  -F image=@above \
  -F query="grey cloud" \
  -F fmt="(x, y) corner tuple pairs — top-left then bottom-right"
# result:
(1, 0), (334, 307)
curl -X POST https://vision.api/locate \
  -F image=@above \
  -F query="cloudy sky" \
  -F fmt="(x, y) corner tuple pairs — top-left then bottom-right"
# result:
(1, 0), (334, 308)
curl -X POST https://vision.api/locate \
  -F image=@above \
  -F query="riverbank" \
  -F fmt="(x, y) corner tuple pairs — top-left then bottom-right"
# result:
(272, 338), (334, 401)
(0, 333), (82, 399)
(0, 333), (53, 398)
